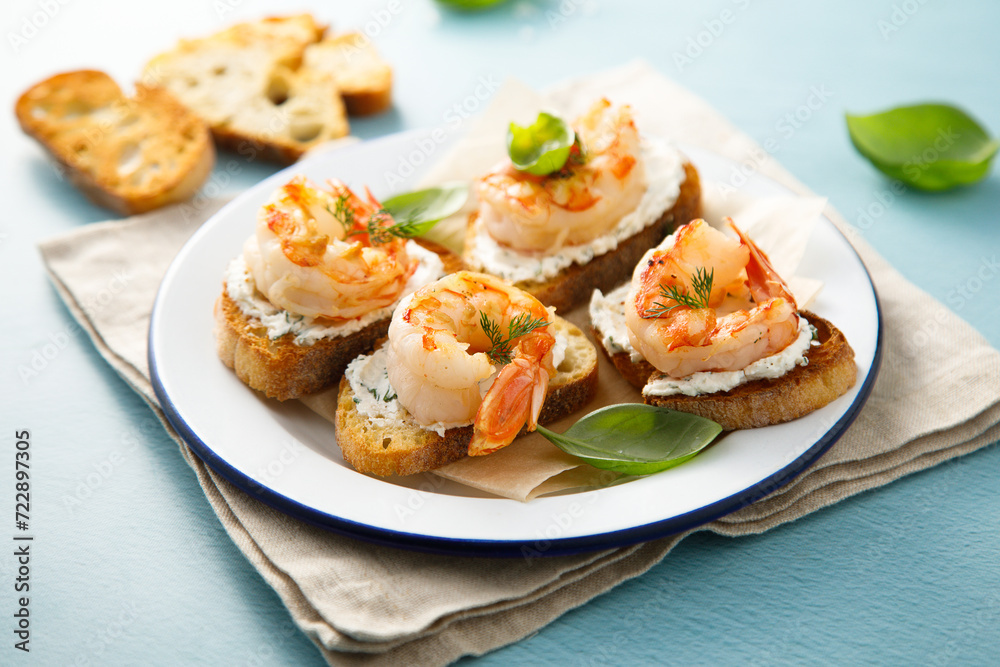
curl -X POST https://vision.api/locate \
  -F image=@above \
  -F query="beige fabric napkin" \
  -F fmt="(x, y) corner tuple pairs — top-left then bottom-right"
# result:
(38, 61), (1000, 666)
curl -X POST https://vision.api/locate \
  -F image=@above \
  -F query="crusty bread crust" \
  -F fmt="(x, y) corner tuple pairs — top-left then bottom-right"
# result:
(214, 239), (462, 401)
(465, 162), (701, 314)
(335, 317), (600, 477)
(595, 311), (857, 430)
(335, 382), (474, 478)
(215, 292), (391, 401)
(15, 70), (214, 215)
(303, 32), (393, 116)
(537, 319), (601, 426)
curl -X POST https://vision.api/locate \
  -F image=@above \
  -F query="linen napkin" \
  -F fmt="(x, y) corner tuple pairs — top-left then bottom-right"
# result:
(39, 61), (1000, 666)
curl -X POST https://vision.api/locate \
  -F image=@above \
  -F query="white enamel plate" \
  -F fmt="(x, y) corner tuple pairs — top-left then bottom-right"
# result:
(149, 132), (881, 557)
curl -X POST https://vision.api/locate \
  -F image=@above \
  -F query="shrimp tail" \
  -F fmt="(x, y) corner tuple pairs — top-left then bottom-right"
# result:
(727, 218), (797, 307)
(469, 334), (554, 456)
(363, 185), (385, 211)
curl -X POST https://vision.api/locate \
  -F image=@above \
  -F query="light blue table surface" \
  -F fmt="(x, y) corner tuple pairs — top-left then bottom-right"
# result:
(3, 0), (999, 664)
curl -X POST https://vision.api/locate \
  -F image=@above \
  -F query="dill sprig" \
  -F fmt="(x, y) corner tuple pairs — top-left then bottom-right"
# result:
(359, 207), (435, 245)
(326, 201), (432, 246)
(327, 189), (443, 245)
(327, 194), (357, 234)
(643, 267), (714, 319)
(480, 311), (550, 366)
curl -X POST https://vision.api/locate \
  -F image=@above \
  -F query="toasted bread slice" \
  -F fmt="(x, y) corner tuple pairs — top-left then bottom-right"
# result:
(209, 65), (349, 164)
(216, 13), (326, 50)
(335, 317), (600, 476)
(214, 239), (462, 401)
(303, 32), (393, 116)
(464, 162), (701, 313)
(15, 70), (214, 215)
(144, 14), (349, 164)
(594, 311), (857, 430)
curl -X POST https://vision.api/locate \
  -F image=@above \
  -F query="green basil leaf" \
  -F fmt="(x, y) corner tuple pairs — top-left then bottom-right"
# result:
(436, 0), (508, 10)
(535, 404), (723, 475)
(381, 182), (469, 234)
(846, 103), (999, 191)
(507, 111), (575, 176)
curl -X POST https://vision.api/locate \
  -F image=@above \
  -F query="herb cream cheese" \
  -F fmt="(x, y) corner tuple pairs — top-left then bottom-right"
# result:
(643, 318), (816, 397)
(588, 283), (644, 362)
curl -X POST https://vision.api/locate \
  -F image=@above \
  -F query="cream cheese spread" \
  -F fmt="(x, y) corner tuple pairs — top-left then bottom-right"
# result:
(590, 284), (817, 397)
(346, 327), (570, 436)
(225, 240), (444, 345)
(643, 318), (816, 397)
(465, 138), (686, 284)
(588, 283), (643, 362)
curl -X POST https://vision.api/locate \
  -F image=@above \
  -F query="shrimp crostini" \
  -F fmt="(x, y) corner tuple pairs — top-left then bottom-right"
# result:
(335, 272), (601, 476)
(215, 175), (462, 401)
(386, 271), (556, 455)
(464, 98), (702, 312)
(590, 217), (857, 430)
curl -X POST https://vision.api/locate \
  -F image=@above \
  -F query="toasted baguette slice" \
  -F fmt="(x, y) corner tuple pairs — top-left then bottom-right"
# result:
(595, 311), (857, 430)
(210, 65), (349, 164)
(464, 162), (701, 313)
(303, 32), (393, 116)
(15, 70), (214, 215)
(336, 317), (599, 476)
(214, 239), (463, 401)
(144, 14), (349, 164)
(215, 13), (326, 50)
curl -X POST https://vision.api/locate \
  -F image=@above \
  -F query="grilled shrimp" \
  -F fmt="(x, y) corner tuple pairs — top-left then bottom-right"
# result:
(624, 218), (800, 378)
(245, 175), (415, 320)
(386, 271), (557, 455)
(476, 98), (646, 252)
